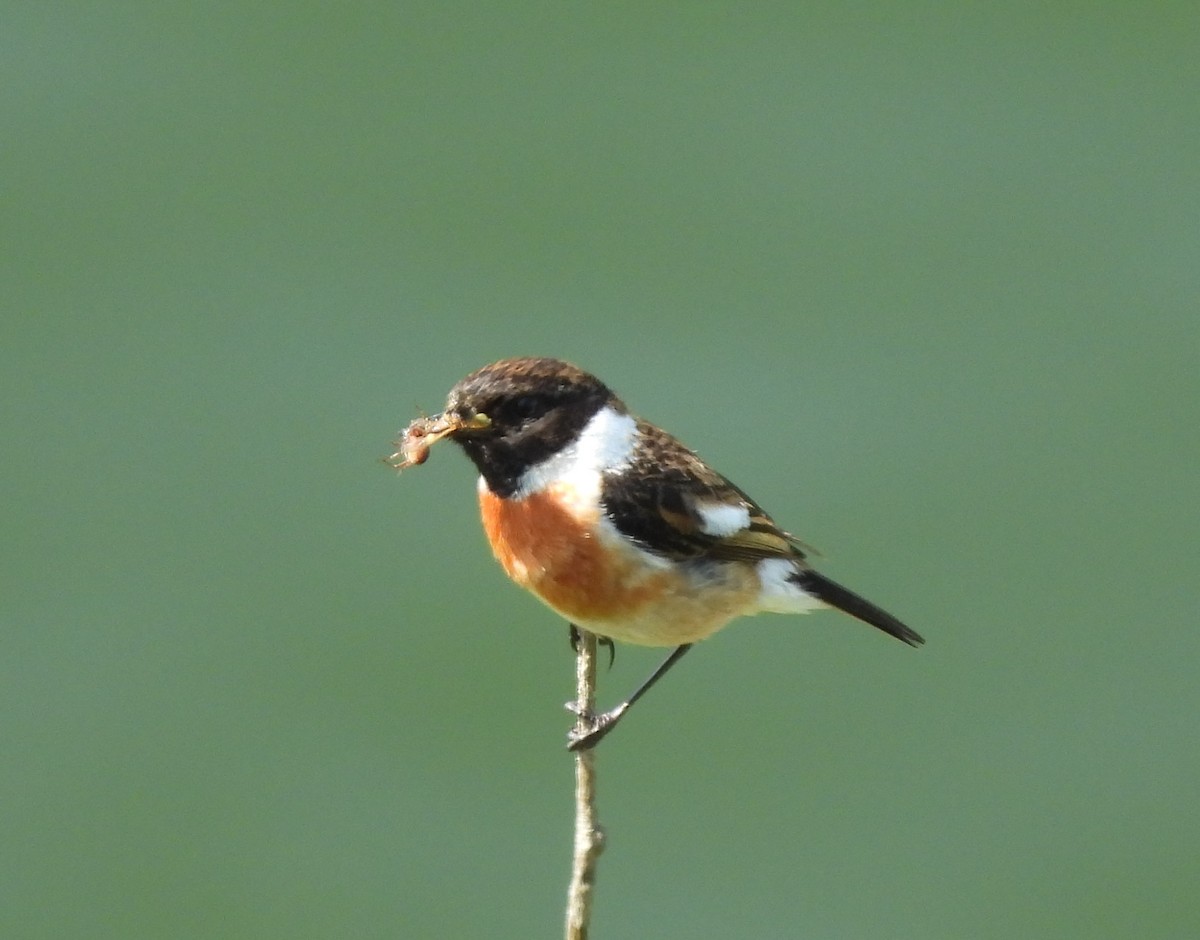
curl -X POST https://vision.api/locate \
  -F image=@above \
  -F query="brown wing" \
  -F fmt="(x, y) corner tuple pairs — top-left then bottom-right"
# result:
(601, 421), (811, 564)
(604, 423), (925, 648)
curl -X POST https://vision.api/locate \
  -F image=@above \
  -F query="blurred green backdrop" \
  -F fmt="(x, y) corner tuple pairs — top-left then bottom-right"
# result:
(4, 3), (1198, 938)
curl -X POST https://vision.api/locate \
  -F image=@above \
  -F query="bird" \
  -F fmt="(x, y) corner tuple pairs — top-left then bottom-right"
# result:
(389, 356), (923, 749)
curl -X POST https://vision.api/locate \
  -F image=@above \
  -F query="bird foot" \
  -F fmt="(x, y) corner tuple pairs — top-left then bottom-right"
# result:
(564, 702), (629, 751)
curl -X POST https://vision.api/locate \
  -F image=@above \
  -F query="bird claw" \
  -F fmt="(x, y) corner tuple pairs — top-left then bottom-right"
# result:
(564, 703), (628, 751)
(567, 627), (616, 669)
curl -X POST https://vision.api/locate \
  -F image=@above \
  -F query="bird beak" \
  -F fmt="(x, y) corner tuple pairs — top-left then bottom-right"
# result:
(387, 411), (491, 470)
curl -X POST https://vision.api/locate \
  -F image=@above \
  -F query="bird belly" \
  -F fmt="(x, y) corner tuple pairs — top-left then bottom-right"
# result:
(478, 483), (762, 646)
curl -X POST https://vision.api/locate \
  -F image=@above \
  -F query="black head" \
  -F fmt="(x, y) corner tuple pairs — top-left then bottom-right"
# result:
(440, 357), (622, 496)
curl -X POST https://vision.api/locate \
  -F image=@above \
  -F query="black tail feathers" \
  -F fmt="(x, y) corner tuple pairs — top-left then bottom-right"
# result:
(793, 570), (925, 647)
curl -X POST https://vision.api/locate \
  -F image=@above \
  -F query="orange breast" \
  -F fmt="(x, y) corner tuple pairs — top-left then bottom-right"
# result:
(478, 484), (675, 625)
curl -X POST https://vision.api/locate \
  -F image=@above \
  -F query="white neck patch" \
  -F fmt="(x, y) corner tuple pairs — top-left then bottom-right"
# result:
(513, 405), (637, 498)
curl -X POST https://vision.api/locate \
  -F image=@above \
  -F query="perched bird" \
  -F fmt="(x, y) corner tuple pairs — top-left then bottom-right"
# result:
(390, 357), (923, 749)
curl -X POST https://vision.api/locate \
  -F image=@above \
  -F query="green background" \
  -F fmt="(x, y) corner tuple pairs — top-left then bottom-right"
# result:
(5, 4), (1197, 938)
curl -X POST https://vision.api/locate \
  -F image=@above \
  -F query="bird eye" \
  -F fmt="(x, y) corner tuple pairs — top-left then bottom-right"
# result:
(496, 394), (548, 424)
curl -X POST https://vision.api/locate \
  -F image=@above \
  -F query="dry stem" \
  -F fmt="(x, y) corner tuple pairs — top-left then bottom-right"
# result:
(565, 628), (605, 939)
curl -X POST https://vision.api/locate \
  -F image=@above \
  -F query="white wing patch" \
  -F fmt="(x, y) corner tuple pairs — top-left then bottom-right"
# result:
(696, 501), (751, 537)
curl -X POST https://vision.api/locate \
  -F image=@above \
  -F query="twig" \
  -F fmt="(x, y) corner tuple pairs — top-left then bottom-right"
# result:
(565, 627), (605, 939)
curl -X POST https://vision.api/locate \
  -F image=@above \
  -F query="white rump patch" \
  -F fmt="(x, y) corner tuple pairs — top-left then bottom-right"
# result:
(696, 502), (751, 537)
(756, 558), (827, 614)
(515, 406), (637, 498)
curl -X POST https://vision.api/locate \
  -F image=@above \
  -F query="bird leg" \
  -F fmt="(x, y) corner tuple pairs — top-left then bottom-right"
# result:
(565, 643), (694, 750)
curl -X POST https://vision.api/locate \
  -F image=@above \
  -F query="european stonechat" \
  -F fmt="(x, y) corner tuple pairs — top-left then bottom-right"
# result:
(390, 357), (923, 749)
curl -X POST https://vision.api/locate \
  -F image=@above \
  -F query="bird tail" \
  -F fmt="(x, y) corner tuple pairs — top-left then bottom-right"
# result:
(792, 570), (925, 647)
